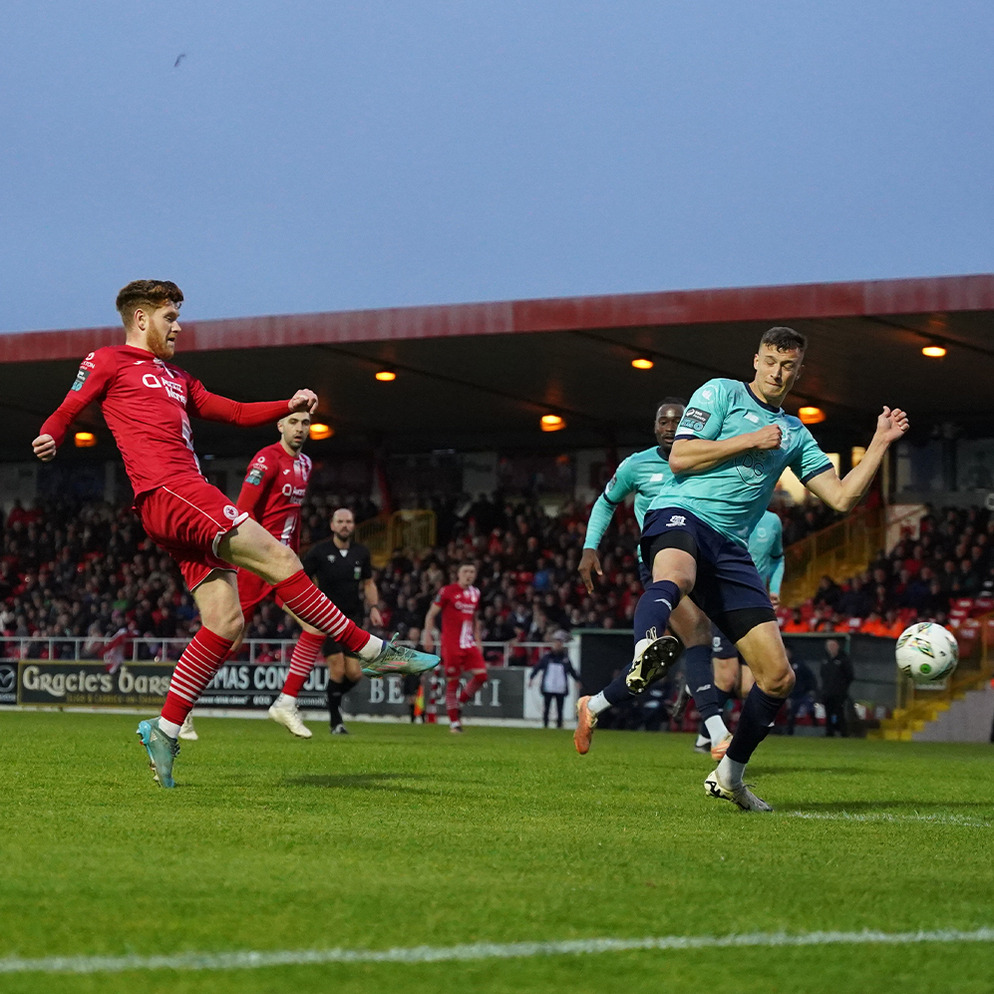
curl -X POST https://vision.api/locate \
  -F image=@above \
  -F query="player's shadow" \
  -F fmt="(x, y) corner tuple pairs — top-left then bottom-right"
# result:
(287, 771), (436, 792)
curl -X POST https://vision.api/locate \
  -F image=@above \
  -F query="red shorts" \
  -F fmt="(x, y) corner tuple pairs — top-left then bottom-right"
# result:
(441, 644), (487, 679)
(136, 478), (248, 591)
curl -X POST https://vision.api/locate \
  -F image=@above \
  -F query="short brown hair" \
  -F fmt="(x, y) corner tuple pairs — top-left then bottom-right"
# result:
(115, 280), (184, 326)
(760, 326), (807, 354)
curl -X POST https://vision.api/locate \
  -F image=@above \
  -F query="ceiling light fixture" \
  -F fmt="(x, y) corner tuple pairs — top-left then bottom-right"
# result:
(631, 356), (654, 370)
(375, 369), (397, 381)
(798, 406), (826, 425)
(921, 342), (947, 358)
(74, 431), (97, 448)
(540, 414), (566, 432)
(309, 423), (334, 440)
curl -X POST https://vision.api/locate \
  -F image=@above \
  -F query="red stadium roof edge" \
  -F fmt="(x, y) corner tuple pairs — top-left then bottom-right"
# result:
(3, 273), (993, 363)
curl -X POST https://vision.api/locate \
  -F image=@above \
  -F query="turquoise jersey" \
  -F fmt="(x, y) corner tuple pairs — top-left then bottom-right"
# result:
(747, 509), (785, 595)
(648, 379), (832, 546)
(584, 446), (672, 564)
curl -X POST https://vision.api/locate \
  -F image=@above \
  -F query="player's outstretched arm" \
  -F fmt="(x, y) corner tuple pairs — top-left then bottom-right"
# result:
(192, 384), (317, 426)
(806, 406), (909, 513)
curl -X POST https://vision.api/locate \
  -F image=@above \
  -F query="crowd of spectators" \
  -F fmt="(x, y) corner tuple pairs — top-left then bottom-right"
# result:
(1, 489), (979, 661)
(782, 504), (994, 637)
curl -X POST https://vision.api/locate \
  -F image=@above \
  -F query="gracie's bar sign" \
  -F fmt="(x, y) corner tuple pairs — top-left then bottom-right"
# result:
(8, 661), (527, 718)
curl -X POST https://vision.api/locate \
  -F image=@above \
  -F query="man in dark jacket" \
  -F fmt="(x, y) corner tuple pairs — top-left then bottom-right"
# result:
(820, 638), (855, 737)
(529, 630), (580, 728)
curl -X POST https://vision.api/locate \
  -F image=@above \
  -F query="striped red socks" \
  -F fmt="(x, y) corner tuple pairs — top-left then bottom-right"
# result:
(160, 627), (235, 726)
(282, 630), (326, 698)
(274, 570), (377, 657)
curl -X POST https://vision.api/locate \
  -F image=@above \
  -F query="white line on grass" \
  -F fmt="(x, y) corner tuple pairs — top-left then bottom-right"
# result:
(2, 928), (992, 975)
(781, 810), (991, 828)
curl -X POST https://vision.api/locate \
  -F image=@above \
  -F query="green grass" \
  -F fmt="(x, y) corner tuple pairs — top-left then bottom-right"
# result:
(1, 711), (993, 994)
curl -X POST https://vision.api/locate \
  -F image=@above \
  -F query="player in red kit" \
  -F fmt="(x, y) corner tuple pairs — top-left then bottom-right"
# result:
(422, 562), (488, 733)
(233, 410), (328, 740)
(32, 279), (439, 787)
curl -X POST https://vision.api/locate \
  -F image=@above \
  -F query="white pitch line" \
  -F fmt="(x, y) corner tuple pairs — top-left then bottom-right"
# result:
(781, 810), (992, 828)
(1, 928), (993, 975)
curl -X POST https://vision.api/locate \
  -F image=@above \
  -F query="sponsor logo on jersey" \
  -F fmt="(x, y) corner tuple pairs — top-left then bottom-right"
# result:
(71, 368), (90, 392)
(744, 412), (759, 423)
(245, 468), (264, 486)
(141, 372), (187, 403)
(680, 406), (710, 432)
(650, 473), (664, 482)
(666, 514), (687, 527)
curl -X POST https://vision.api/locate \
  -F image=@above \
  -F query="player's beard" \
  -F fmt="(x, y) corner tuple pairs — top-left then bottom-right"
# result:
(147, 328), (176, 360)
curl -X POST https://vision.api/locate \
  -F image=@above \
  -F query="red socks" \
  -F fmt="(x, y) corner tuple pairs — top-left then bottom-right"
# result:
(161, 627), (235, 725)
(274, 570), (371, 654)
(282, 630), (326, 698)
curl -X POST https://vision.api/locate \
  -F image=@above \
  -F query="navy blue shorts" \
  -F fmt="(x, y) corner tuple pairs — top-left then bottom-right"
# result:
(640, 506), (772, 636)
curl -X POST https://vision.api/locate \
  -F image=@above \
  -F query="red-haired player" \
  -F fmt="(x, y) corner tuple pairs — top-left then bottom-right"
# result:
(32, 279), (438, 787)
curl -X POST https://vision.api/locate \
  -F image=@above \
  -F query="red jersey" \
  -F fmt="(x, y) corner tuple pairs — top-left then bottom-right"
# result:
(434, 583), (481, 650)
(236, 441), (312, 552)
(40, 345), (288, 499)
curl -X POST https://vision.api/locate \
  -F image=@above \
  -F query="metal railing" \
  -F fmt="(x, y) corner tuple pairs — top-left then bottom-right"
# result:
(780, 503), (927, 608)
(781, 505), (885, 606)
(0, 635), (553, 669)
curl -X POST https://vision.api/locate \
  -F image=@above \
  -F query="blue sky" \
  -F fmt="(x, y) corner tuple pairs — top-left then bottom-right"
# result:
(2, 1), (992, 333)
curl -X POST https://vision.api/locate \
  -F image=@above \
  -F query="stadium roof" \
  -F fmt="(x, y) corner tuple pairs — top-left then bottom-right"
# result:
(3, 274), (993, 466)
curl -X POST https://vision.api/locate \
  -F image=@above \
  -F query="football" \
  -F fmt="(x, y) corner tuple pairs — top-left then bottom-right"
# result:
(895, 622), (959, 682)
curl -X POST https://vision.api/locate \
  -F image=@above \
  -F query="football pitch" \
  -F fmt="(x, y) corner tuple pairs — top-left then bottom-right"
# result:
(1, 711), (993, 994)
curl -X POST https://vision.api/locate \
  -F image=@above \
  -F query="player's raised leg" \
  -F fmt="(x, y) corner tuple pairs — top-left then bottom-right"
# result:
(222, 519), (438, 670)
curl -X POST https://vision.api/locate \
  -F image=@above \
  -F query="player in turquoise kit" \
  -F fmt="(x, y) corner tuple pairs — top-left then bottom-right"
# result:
(748, 509), (785, 597)
(579, 399), (686, 590)
(634, 326), (908, 810)
(575, 400), (733, 756)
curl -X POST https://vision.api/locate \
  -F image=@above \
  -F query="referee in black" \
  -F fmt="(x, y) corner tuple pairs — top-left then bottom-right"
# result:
(302, 507), (383, 733)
